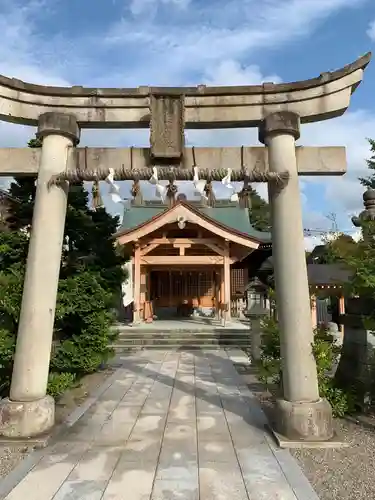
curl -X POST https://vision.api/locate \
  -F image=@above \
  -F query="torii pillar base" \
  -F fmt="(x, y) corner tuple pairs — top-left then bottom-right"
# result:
(0, 396), (54, 439)
(271, 398), (334, 446)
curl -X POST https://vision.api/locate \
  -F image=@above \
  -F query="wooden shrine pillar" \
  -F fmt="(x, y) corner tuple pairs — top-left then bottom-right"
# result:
(224, 242), (231, 323)
(339, 294), (345, 335)
(140, 266), (146, 320)
(311, 294), (317, 329)
(133, 244), (141, 323)
(219, 268), (225, 324)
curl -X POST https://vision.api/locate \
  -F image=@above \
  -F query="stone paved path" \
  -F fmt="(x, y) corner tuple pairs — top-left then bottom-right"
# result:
(0, 349), (319, 499)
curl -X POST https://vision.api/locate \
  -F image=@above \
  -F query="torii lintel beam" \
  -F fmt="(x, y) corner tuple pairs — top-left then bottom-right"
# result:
(0, 53), (370, 128)
(0, 146), (346, 180)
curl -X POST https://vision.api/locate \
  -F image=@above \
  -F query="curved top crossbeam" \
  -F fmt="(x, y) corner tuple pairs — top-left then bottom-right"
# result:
(0, 53), (370, 129)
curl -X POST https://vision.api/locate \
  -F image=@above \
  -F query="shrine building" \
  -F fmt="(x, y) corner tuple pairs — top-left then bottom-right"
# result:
(115, 193), (271, 324)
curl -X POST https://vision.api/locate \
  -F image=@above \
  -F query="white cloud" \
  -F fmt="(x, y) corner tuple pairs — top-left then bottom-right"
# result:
(0, 0), (371, 253)
(203, 60), (281, 86)
(129, 0), (191, 17)
(300, 109), (375, 218)
(103, 0), (367, 85)
(367, 19), (375, 40)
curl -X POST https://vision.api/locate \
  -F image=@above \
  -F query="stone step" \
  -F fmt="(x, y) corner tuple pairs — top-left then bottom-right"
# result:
(112, 344), (235, 351)
(114, 330), (250, 337)
(113, 339), (251, 346)
(114, 333), (251, 338)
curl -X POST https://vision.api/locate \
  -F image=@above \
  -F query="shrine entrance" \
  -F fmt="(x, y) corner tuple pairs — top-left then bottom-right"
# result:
(0, 53), (369, 442)
(150, 268), (218, 318)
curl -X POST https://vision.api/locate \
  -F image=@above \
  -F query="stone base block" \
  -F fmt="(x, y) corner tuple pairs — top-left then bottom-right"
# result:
(272, 397), (333, 442)
(0, 396), (55, 439)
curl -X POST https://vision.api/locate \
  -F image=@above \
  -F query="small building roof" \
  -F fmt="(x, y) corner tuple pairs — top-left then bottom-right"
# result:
(0, 188), (19, 203)
(255, 258), (352, 286)
(307, 264), (352, 286)
(117, 200), (271, 243)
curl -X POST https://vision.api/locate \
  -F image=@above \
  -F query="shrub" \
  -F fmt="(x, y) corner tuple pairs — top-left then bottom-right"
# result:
(51, 272), (118, 375)
(0, 170), (124, 398)
(255, 316), (355, 417)
(51, 311), (116, 375)
(47, 372), (76, 399)
(0, 328), (16, 396)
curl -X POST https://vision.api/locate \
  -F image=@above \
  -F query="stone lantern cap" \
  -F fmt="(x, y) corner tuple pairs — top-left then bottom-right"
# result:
(352, 188), (375, 227)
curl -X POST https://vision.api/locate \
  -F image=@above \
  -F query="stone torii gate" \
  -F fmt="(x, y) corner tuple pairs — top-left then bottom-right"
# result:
(0, 53), (371, 442)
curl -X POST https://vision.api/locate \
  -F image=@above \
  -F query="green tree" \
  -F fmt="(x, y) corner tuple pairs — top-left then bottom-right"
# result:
(359, 138), (375, 188)
(0, 136), (124, 396)
(309, 234), (358, 264)
(248, 187), (271, 231)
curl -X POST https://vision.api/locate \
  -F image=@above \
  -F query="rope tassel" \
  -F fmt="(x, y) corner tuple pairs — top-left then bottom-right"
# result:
(91, 179), (103, 210)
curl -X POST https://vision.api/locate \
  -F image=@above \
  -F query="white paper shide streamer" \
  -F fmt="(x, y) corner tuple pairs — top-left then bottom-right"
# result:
(149, 167), (167, 202)
(222, 167), (239, 202)
(193, 166), (207, 199)
(104, 168), (131, 226)
(105, 168), (124, 204)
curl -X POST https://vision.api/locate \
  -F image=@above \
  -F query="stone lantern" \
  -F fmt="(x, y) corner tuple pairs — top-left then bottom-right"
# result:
(352, 187), (375, 241)
(244, 277), (270, 362)
(334, 187), (375, 408)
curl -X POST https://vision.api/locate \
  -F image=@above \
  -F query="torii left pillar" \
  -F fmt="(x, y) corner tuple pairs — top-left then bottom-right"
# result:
(0, 112), (80, 438)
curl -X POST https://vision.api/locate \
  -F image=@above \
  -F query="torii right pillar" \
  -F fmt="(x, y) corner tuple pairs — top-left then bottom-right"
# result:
(259, 111), (333, 442)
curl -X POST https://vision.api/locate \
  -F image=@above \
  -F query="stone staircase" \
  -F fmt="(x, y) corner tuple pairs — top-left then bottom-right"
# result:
(111, 322), (252, 352)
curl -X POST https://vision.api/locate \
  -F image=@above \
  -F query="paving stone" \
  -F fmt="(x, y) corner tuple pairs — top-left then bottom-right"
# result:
(102, 459), (157, 500)
(139, 400), (170, 416)
(163, 422), (197, 444)
(121, 435), (163, 462)
(2, 349), (317, 500)
(130, 415), (167, 440)
(195, 397), (223, 415)
(52, 446), (122, 500)
(199, 461), (249, 500)
(63, 415), (108, 442)
(4, 447), (88, 500)
(151, 479), (199, 500)
(93, 420), (134, 446)
(109, 405), (141, 422)
(237, 445), (298, 500)
(198, 439), (237, 463)
(156, 460), (198, 481)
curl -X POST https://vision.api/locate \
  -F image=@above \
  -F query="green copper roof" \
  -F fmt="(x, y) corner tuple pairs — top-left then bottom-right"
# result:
(118, 201), (271, 243)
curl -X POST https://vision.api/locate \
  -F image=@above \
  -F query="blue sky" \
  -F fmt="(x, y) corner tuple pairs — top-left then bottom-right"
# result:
(1, 0), (375, 248)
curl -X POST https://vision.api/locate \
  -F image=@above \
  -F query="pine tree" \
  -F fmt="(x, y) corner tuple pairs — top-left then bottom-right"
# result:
(359, 138), (375, 188)
(248, 187), (271, 231)
(0, 136), (124, 396)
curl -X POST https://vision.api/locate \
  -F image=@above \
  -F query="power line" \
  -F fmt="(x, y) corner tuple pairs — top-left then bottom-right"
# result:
(303, 228), (359, 235)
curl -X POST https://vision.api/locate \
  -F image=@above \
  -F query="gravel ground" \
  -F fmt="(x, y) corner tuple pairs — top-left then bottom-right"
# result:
(292, 415), (375, 500)
(0, 367), (114, 479)
(236, 362), (375, 500)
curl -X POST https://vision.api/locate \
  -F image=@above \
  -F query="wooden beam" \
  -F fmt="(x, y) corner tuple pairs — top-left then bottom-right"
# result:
(146, 238), (226, 255)
(203, 242), (226, 256)
(148, 237), (236, 247)
(141, 243), (160, 256)
(141, 256), (225, 265)
(0, 146), (346, 177)
(172, 243), (191, 256)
